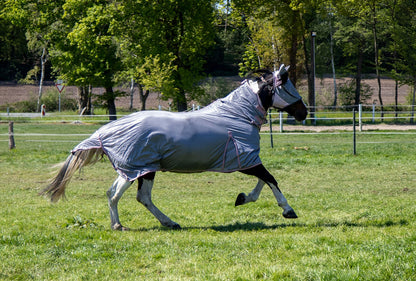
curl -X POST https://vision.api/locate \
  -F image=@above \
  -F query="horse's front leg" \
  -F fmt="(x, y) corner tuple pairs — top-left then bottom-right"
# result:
(235, 178), (265, 206)
(136, 173), (181, 229)
(237, 164), (297, 219)
(107, 175), (133, 230)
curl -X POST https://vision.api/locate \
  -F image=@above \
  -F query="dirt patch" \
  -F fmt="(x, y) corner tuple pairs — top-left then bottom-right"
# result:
(0, 81), (171, 110)
(0, 77), (412, 110)
(297, 77), (411, 105)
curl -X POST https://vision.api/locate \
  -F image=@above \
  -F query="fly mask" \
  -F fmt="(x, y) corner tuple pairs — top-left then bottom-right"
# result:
(271, 65), (307, 121)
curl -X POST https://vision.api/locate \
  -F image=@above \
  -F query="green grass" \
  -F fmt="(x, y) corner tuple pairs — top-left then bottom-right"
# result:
(0, 123), (415, 280)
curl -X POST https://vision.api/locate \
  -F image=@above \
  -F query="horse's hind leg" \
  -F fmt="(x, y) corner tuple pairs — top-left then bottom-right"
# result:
(136, 173), (181, 229)
(238, 164), (297, 219)
(107, 175), (133, 230)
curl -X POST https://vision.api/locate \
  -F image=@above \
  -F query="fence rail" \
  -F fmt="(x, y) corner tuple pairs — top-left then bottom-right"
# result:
(1, 104), (416, 129)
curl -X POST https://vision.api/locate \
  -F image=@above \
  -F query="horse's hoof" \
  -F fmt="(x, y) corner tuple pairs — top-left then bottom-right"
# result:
(112, 224), (130, 231)
(283, 209), (298, 219)
(162, 221), (181, 230)
(235, 193), (246, 206)
(171, 223), (182, 230)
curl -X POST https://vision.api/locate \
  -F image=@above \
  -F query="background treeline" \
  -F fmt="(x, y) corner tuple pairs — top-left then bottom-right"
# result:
(1, 0), (415, 117)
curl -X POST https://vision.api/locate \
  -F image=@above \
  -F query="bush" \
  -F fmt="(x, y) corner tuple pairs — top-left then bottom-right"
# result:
(338, 79), (372, 108)
(40, 90), (78, 112)
(12, 99), (38, 112)
(406, 89), (416, 105)
(6, 90), (77, 112)
(192, 77), (239, 106)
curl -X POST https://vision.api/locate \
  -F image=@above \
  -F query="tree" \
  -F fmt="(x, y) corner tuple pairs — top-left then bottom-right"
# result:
(153, 0), (215, 111)
(119, 0), (215, 112)
(232, 0), (295, 77)
(205, 2), (250, 76)
(391, 0), (416, 122)
(25, 0), (66, 112)
(50, 0), (123, 120)
(0, 0), (33, 81)
(115, 1), (177, 111)
(133, 55), (176, 111)
(334, 2), (373, 106)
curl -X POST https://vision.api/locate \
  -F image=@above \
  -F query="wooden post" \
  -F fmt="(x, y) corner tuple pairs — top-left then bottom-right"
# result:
(269, 109), (273, 148)
(9, 122), (15, 149)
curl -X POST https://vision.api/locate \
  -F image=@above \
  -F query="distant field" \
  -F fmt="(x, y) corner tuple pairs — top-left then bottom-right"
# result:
(0, 123), (415, 280)
(0, 77), (412, 111)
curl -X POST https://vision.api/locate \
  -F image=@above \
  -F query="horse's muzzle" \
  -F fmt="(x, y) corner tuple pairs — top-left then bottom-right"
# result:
(294, 109), (308, 121)
(284, 100), (308, 121)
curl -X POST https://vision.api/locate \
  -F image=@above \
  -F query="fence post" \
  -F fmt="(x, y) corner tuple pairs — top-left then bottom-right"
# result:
(359, 104), (362, 132)
(279, 111), (283, 133)
(9, 122), (15, 149)
(269, 109), (273, 148)
(372, 103), (375, 123)
(353, 109), (356, 155)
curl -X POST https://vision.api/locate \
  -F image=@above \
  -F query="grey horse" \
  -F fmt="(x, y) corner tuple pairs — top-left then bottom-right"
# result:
(41, 65), (307, 230)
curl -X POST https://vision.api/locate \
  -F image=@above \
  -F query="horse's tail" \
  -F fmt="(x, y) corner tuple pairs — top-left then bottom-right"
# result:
(40, 148), (104, 202)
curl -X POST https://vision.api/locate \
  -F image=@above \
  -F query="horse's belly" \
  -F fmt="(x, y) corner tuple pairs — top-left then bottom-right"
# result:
(157, 117), (259, 173)
(159, 126), (228, 172)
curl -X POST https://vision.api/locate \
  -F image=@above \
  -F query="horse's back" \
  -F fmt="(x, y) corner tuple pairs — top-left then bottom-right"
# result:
(75, 105), (261, 179)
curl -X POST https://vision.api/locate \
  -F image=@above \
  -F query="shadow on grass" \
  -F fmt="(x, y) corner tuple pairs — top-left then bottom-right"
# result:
(199, 218), (408, 232)
(127, 218), (408, 232)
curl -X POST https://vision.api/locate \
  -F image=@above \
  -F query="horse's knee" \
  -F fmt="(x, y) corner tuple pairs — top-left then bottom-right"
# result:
(107, 188), (118, 206)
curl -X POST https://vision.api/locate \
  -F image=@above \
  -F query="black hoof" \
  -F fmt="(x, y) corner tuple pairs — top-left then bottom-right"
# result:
(171, 223), (182, 230)
(235, 193), (246, 206)
(283, 209), (298, 219)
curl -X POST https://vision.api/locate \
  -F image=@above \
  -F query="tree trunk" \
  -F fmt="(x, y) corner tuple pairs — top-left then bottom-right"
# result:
(372, 3), (383, 120)
(105, 87), (117, 121)
(303, 30), (315, 123)
(36, 48), (47, 112)
(395, 80), (398, 119)
(329, 21), (337, 107)
(9, 122), (15, 149)
(392, 44), (399, 120)
(411, 78), (416, 124)
(130, 78), (135, 111)
(176, 90), (187, 112)
(288, 15), (298, 87)
(355, 49), (364, 106)
(78, 86), (91, 115)
(138, 84), (150, 111)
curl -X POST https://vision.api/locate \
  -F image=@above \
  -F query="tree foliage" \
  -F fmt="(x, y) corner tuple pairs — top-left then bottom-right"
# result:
(1, 0), (416, 113)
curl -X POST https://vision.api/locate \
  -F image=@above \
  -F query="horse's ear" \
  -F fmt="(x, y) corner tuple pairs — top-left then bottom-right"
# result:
(277, 64), (289, 84)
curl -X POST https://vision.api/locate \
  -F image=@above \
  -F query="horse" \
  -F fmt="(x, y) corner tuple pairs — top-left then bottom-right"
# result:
(40, 65), (307, 230)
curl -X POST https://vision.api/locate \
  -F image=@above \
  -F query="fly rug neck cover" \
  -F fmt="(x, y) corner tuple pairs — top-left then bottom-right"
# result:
(73, 82), (267, 180)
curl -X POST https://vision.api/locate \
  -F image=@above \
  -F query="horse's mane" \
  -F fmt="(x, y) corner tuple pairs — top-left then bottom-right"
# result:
(245, 69), (275, 110)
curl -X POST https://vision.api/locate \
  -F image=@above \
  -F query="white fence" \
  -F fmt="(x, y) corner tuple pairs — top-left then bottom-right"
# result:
(2, 107), (416, 155)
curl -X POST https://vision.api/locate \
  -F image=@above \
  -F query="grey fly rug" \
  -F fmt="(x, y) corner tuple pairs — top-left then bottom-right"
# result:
(73, 81), (267, 181)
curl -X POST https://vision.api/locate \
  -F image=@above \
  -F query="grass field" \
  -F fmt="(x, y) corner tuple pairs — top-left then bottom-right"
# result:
(0, 123), (415, 280)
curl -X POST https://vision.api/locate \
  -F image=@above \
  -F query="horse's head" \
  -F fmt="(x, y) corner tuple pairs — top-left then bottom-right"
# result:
(255, 65), (307, 121)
